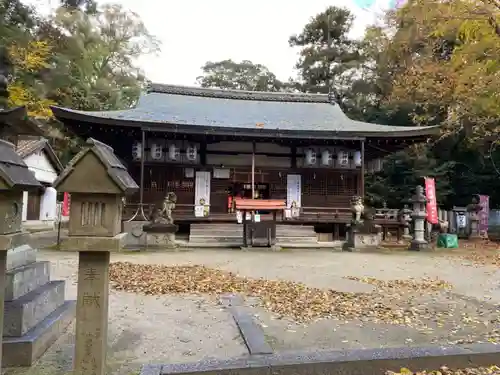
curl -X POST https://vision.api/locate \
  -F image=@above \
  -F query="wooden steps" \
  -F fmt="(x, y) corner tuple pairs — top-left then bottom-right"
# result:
(188, 223), (318, 247)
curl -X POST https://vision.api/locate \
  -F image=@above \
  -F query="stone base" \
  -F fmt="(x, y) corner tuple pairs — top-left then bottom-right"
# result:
(240, 245), (282, 252)
(3, 300), (75, 367)
(343, 231), (381, 251)
(146, 233), (177, 249)
(143, 223), (178, 233)
(1, 245), (74, 366)
(468, 234), (482, 241)
(409, 240), (429, 251)
(122, 220), (148, 248)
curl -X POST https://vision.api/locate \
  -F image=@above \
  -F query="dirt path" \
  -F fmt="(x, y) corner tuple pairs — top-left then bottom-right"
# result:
(5, 249), (499, 374)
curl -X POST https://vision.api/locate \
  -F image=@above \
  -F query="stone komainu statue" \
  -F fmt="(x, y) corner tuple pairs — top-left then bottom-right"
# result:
(350, 195), (365, 224)
(149, 192), (177, 225)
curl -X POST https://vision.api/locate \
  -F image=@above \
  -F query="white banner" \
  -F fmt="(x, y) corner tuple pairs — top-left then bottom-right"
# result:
(194, 171), (211, 217)
(287, 174), (301, 208)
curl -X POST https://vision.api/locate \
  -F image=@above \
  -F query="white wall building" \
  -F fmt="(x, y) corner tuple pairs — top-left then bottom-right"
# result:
(16, 138), (63, 224)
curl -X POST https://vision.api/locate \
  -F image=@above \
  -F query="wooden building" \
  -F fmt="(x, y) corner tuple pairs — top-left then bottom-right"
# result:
(51, 84), (438, 231)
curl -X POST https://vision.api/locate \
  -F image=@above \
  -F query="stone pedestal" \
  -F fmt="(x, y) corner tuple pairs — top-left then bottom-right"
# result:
(143, 223), (179, 249)
(343, 226), (382, 251)
(122, 220), (148, 248)
(468, 213), (481, 240)
(1, 234), (75, 367)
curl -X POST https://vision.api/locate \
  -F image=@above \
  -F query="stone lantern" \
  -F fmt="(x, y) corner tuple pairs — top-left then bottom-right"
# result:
(0, 139), (41, 367)
(53, 138), (138, 375)
(409, 185), (429, 250)
(398, 204), (412, 242)
(466, 195), (482, 240)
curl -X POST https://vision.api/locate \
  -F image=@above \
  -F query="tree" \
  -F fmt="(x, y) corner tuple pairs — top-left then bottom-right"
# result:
(288, 6), (363, 108)
(59, 0), (97, 14)
(196, 60), (285, 92)
(46, 4), (160, 111)
(8, 40), (55, 118)
(385, 0), (500, 140)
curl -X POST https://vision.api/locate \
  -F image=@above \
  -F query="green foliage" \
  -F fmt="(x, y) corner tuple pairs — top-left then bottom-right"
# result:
(288, 7), (363, 104)
(47, 4), (160, 111)
(197, 60), (284, 92)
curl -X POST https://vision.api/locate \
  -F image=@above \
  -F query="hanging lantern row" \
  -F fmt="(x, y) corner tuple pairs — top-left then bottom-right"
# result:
(132, 142), (198, 162)
(305, 148), (362, 167)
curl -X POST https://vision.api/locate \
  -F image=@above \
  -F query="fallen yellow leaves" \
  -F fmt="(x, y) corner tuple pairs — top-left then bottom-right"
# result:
(109, 262), (451, 325)
(387, 365), (500, 375)
(344, 276), (452, 292)
(459, 250), (500, 267)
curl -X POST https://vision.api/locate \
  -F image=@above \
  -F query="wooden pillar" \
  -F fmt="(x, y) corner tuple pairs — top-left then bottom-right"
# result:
(139, 130), (146, 206)
(200, 141), (207, 166)
(360, 140), (365, 198)
(291, 145), (297, 169)
(0, 251), (6, 368)
(74, 252), (110, 375)
(251, 142), (256, 200)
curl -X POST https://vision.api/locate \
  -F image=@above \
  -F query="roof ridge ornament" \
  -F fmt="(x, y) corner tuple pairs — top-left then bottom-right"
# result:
(150, 83), (331, 103)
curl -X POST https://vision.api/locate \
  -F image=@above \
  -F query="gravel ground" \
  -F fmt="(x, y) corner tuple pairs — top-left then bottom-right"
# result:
(5, 248), (500, 374)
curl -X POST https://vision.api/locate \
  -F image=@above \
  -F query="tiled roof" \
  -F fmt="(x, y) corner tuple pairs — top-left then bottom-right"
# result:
(54, 138), (138, 194)
(15, 137), (64, 173)
(15, 138), (45, 158)
(51, 84), (439, 138)
(0, 139), (41, 190)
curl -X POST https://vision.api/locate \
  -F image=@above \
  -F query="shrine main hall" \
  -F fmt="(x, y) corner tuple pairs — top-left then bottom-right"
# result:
(51, 84), (438, 243)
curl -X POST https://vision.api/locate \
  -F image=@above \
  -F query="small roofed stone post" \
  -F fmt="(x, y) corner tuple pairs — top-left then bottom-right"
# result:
(466, 195), (482, 240)
(0, 139), (41, 368)
(409, 186), (429, 251)
(53, 138), (138, 375)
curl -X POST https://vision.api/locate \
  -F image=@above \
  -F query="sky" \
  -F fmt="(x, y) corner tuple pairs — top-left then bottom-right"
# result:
(24, 0), (389, 86)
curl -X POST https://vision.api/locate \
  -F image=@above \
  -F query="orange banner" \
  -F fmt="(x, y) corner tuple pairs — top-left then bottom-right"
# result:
(424, 177), (438, 224)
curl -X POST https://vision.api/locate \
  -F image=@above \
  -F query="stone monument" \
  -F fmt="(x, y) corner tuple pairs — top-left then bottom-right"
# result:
(409, 186), (429, 250)
(343, 196), (382, 251)
(0, 139), (75, 366)
(466, 195), (482, 240)
(53, 138), (138, 375)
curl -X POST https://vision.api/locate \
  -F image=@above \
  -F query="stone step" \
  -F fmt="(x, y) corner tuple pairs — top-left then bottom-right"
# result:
(188, 242), (243, 248)
(277, 237), (318, 243)
(191, 229), (243, 235)
(7, 245), (37, 272)
(4, 280), (66, 337)
(189, 236), (243, 243)
(5, 261), (51, 301)
(3, 300), (76, 366)
(276, 232), (317, 237)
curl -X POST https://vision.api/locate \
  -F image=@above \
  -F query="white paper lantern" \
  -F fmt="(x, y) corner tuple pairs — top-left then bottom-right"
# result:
(321, 150), (333, 166)
(132, 142), (142, 161)
(150, 143), (163, 160)
(186, 145), (198, 161)
(337, 150), (349, 167)
(305, 148), (317, 166)
(168, 144), (179, 161)
(353, 151), (362, 167)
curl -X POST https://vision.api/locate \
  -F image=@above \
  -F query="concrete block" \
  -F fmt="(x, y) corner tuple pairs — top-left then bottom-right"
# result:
(5, 261), (51, 301)
(6, 245), (37, 271)
(4, 280), (65, 337)
(3, 300), (76, 367)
